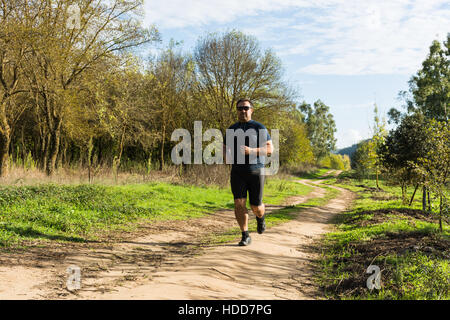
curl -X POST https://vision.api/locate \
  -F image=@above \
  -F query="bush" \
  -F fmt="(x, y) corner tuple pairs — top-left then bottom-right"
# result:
(319, 153), (349, 170)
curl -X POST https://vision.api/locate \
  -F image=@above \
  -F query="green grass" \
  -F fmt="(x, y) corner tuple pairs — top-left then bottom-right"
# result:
(0, 183), (235, 247)
(0, 176), (314, 248)
(366, 251), (450, 300)
(317, 171), (450, 300)
(263, 177), (313, 205)
(297, 168), (334, 180)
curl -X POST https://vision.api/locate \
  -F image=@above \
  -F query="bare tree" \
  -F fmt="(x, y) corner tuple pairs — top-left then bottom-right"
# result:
(0, 0), (34, 176)
(193, 30), (292, 131)
(146, 46), (195, 170)
(22, 0), (159, 175)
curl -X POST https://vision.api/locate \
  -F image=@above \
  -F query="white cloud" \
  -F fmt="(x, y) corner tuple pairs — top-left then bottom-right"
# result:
(143, 0), (314, 29)
(349, 129), (364, 142)
(293, 0), (450, 75)
(143, 0), (450, 75)
(336, 128), (369, 149)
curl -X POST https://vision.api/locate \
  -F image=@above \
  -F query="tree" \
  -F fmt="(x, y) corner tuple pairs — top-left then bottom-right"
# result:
(379, 113), (428, 204)
(95, 60), (149, 168)
(22, 0), (159, 175)
(193, 30), (292, 132)
(279, 107), (314, 165)
(408, 36), (449, 121)
(146, 45), (195, 170)
(320, 153), (348, 170)
(0, 0), (34, 176)
(369, 103), (387, 188)
(412, 120), (449, 231)
(386, 36), (449, 207)
(351, 139), (375, 180)
(300, 99), (337, 160)
(389, 35), (449, 124)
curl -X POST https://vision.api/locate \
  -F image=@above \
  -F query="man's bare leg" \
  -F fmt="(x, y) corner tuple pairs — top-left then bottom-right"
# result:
(251, 203), (266, 234)
(234, 198), (248, 231)
(234, 198), (252, 245)
(250, 203), (265, 218)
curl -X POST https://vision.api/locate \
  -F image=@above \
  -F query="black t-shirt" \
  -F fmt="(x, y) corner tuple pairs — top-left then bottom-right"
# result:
(223, 120), (271, 171)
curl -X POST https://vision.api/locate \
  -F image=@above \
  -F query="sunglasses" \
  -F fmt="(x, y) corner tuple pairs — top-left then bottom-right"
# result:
(237, 106), (251, 111)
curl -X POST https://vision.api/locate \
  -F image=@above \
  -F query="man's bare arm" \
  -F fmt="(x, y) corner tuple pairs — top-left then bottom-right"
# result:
(243, 140), (273, 156)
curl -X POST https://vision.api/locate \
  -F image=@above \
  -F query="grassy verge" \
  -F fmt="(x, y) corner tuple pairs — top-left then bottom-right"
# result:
(317, 172), (449, 300)
(0, 176), (313, 248)
(297, 168), (334, 180)
(263, 177), (313, 204)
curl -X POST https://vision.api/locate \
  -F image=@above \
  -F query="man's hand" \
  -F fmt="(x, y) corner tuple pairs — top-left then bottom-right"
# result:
(240, 145), (253, 155)
(240, 141), (273, 156)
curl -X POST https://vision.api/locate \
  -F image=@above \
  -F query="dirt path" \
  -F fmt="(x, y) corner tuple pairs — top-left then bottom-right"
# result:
(0, 176), (354, 300)
(324, 170), (342, 177)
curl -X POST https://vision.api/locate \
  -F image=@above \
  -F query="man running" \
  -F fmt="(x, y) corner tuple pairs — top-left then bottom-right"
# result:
(223, 98), (273, 246)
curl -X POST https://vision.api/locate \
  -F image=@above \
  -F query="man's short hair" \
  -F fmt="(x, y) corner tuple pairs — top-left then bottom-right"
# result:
(236, 98), (254, 108)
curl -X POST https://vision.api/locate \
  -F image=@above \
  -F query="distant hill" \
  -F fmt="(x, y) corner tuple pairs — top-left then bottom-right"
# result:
(334, 140), (370, 158)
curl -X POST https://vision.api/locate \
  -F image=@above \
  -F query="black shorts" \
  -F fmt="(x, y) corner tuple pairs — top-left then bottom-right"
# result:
(230, 168), (265, 206)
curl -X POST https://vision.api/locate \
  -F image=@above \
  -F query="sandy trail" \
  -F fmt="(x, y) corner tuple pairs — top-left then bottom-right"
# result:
(0, 174), (353, 300)
(77, 180), (353, 300)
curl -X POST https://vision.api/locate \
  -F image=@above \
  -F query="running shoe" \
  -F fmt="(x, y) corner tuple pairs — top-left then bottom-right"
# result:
(238, 234), (252, 246)
(256, 216), (266, 234)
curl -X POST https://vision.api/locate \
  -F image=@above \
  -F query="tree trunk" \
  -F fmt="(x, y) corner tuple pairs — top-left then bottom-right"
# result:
(118, 127), (125, 165)
(376, 168), (380, 189)
(41, 133), (50, 172)
(401, 183), (407, 205)
(159, 124), (166, 171)
(9, 137), (14, 164)
(21, 125), (26, 161)
(0, 101), (11, 177)
(62, 139), (67, 166)
(439, 195), (443, 232)
(46, 117), (62, 176)
(0, 131), (10, 177)
(36, 100), (47, 171)
(422, 186), (427, 212)
(409, 184), (418, 206)
(87, 136), (93, 184)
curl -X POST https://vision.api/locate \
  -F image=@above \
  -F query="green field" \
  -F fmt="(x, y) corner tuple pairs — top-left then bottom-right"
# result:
(0, 176), (313, 247)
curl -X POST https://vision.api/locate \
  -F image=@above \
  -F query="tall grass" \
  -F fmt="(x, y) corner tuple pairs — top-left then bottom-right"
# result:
(0, 161), (231, 187)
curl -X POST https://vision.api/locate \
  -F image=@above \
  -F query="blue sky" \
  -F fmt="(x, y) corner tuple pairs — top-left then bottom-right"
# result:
(141, 0), (449, 149)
